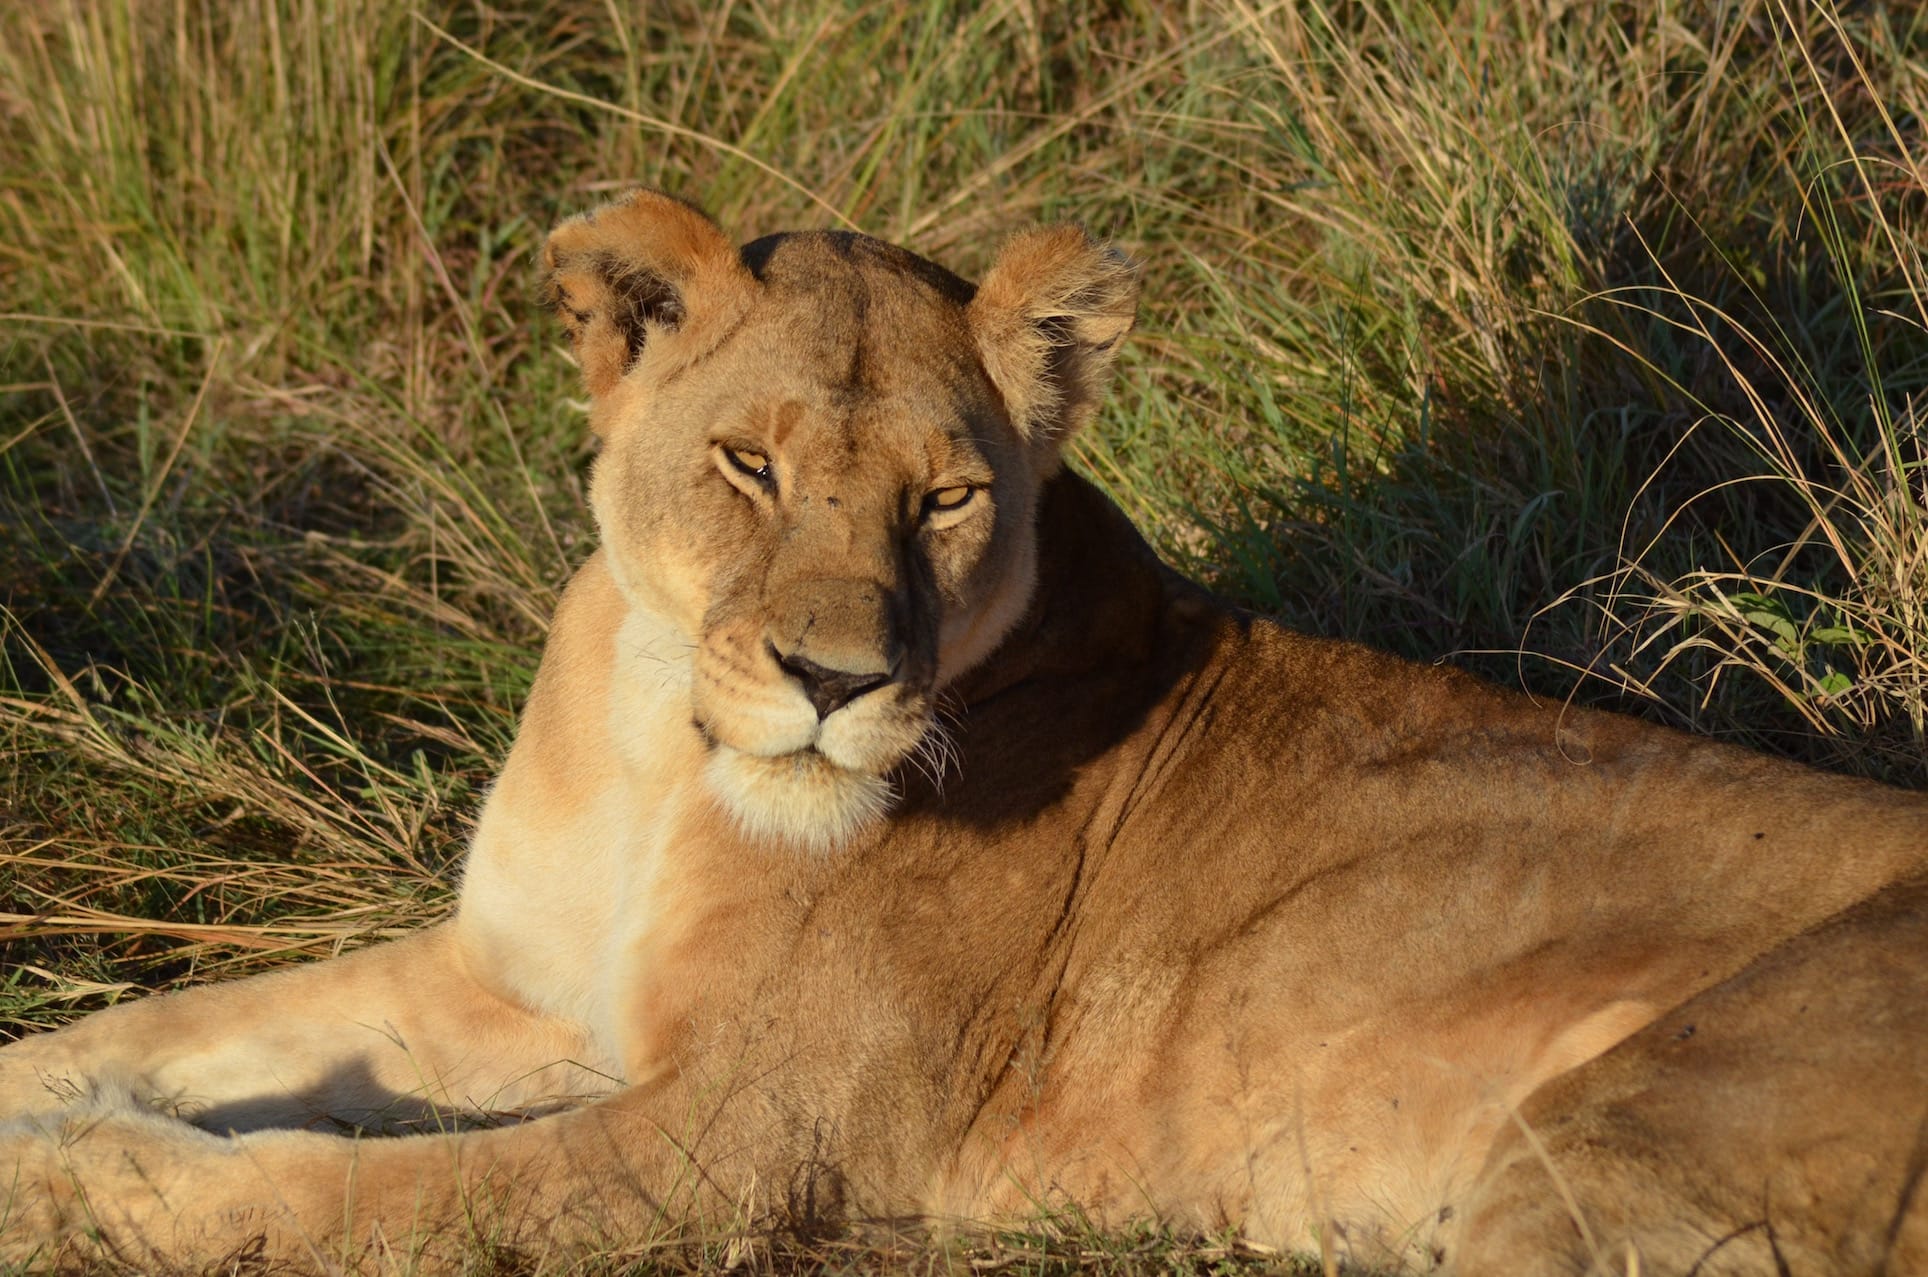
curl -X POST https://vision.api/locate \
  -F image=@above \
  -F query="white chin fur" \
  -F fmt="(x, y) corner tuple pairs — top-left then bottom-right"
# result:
(704, 746), (893, 851)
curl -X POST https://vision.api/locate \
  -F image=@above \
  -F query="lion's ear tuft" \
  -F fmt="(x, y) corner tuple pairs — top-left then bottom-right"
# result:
(968, 226), (1141, 447)
(541, 189), (750, 398)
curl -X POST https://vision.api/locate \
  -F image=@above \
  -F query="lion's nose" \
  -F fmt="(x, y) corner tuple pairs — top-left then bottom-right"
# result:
(771, 648), (892, 719)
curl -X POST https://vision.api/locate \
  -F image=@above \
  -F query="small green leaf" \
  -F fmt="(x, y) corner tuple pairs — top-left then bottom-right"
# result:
(1810, 625), (1866, 647)
(1739, 605), (1798, 647)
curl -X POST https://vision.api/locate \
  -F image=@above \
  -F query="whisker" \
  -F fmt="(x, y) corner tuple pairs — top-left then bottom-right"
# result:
(908, 716), (961, 795)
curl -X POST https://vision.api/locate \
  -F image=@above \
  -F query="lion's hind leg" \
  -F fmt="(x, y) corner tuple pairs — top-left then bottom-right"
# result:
(0, 922), (612, 1135)
(1457, 876), (1928, 1276)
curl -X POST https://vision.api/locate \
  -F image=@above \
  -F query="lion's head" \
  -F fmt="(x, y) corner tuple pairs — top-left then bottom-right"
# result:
(541, 191), (1138, 848)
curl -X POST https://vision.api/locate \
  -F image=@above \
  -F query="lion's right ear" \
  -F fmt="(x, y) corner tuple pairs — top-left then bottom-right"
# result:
(540, 190), (752, 398)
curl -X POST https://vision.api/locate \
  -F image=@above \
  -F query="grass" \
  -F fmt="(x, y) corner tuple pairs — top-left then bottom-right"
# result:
(0, 0), (1924, 1270)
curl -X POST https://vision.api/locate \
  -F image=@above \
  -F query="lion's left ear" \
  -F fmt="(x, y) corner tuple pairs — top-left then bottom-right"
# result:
(541, 189), (753, 398)
(968, 226), (1141, 448)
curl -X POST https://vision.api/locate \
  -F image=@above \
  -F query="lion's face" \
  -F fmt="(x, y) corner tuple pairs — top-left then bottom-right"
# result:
(543, 193), (1138, 847)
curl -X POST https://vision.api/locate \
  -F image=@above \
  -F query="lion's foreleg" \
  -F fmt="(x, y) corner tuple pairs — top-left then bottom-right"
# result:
(2, 1078), (776, 1272)
(0, 923), (609, 1134)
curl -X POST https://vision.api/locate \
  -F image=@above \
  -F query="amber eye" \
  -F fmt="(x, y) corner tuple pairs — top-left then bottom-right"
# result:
(723, 447), (773, 484)
(924, 485), (975, 516)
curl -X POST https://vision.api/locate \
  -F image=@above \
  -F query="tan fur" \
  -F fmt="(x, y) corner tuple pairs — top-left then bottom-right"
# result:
(5, 191), (1927, 1275)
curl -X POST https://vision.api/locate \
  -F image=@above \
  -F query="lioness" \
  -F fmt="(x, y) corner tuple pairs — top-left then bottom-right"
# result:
(3, 190), (1926, 1276)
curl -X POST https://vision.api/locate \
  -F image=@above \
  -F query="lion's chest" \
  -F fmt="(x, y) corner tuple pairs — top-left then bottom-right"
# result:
(455, 603), (709, 1082)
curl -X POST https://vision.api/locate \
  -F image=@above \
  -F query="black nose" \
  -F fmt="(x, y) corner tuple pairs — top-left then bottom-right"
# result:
(773, 649), (892, 719)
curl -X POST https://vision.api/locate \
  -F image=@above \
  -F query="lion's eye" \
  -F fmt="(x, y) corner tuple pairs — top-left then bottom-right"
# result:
(924, 485), (975, 516)
(724, 447), (773, 484)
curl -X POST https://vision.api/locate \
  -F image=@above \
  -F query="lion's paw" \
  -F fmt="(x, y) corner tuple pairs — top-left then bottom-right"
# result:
(0, 1108), (80, 1263)
(0, 1083), (233, 1265)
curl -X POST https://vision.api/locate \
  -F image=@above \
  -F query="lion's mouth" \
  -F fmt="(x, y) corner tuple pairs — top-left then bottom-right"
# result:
(687, 664), (939, 848)
(701, 741), (896, 850)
